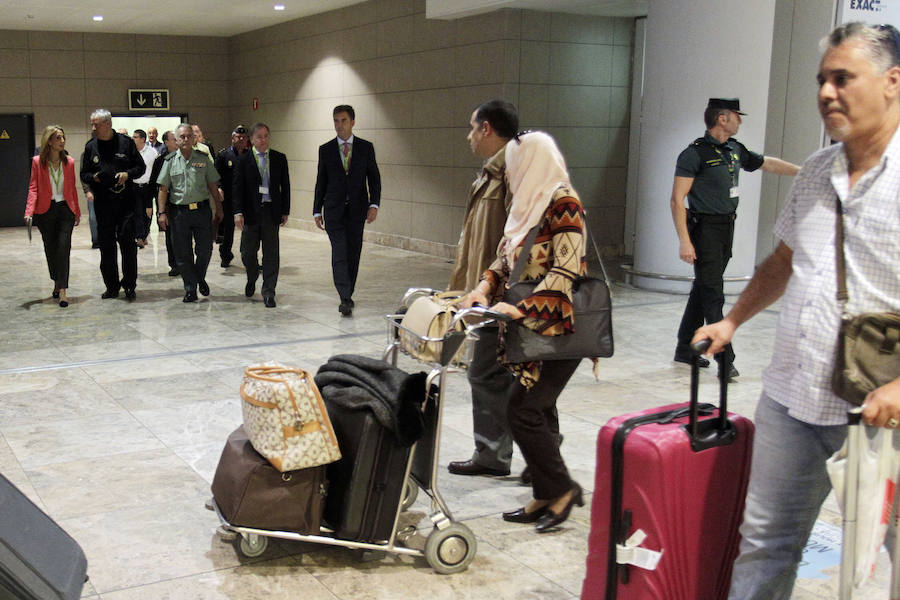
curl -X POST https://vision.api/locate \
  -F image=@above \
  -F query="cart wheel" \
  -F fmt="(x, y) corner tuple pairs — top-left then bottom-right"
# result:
(238, 533), (268, 558)
(401, 478), (419, 510)
(424, 523), (477, 574)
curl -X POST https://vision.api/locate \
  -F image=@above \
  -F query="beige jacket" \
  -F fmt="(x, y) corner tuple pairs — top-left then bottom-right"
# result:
(448, 145), (512, 291)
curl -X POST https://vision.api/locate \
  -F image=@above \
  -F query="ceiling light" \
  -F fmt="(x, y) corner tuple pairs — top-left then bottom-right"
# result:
(92, 15), (103, 22)
(274, 4), (286, 10)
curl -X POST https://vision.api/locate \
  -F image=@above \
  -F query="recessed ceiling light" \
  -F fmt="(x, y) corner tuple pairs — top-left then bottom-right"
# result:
(92, 15), (103, 22)
(274, 4), (285, 10)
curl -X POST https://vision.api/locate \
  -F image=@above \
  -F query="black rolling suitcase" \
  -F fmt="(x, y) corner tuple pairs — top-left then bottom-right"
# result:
(323, 402), (410, 542)
(0, 473), (87, 600)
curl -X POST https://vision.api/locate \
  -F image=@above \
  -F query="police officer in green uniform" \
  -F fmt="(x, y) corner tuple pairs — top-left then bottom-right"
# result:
(670, 98), (800, 376)
(156, 124), (224, 303)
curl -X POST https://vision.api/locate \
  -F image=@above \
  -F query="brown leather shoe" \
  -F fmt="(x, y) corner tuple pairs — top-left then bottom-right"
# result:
(447, 459), (510, 477)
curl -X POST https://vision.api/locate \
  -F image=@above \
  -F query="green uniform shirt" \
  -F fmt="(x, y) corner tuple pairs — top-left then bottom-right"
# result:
(157, 148), (220, 206)
(674, 133), (764, 214)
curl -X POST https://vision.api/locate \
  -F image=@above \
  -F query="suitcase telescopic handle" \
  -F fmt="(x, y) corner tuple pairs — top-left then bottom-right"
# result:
(686, 339), (735, 451)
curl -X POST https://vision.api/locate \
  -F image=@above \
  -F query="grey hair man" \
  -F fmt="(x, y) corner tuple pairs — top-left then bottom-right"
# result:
(695, 22), (900, 599)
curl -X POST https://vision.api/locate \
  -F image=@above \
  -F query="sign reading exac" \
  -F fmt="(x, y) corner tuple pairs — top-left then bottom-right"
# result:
(128, 89), (170, 111)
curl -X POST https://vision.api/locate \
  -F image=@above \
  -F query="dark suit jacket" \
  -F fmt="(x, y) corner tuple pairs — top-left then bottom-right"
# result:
(232, 148), (290, 225)
(313, 136), (381, 224)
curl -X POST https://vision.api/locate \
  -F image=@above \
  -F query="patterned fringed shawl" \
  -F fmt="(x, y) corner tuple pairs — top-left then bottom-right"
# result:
(482, 186), (586, 388)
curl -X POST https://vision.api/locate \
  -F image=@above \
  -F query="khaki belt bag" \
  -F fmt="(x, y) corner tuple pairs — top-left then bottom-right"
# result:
(398, 292), (466, 364)
(830, 199), (900, 406)
(241, 363), (341, 472)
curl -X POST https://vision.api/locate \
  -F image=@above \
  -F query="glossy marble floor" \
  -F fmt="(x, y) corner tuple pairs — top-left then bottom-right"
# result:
(0, 222), (891, 599)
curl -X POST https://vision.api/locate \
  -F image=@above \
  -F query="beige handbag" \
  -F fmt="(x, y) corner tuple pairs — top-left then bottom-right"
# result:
(241, 363), (341, 472)
(398, 292), (466, 364)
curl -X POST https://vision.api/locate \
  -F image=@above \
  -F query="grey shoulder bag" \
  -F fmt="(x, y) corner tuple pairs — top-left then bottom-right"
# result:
(502, 210), (614, 362)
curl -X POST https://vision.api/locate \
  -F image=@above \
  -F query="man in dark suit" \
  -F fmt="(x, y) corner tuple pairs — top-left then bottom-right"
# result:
(233, 122), (290, 308)
(149, 130), (180, 276)
(215, 125), (249, 268)
(313, 104), (381, 316)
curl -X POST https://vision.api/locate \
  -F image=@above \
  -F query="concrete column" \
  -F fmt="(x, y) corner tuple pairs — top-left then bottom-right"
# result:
(631, 0), (778, 293)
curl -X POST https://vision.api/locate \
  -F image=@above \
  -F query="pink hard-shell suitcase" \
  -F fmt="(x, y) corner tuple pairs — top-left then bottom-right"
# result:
(582, 344), (754, 600)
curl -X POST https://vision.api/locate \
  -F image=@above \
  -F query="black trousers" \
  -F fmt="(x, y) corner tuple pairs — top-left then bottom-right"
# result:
(325, 217), (365, 302)
(676, 214), (736, 363)
(507, 358), (581, 500)
(169, 201), (213, 293)
(94, 195), (137, 292)
(240, 209), (280, 297)
(163, 226), (177, 269)
(468, 327), (517, 470)
(33, 201), (75, 289)
(218, 196), (235, 263)
(133, 183), (152, 240)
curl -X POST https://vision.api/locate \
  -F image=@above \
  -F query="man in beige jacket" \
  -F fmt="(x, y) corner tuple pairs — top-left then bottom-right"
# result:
(447, 100), (519, 478)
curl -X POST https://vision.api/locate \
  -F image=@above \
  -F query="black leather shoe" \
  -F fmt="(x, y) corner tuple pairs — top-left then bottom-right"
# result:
(58, 300), (68, 308)
(183, 291), (197, 303)
(447, 460), (510, 477)
(723, 365), (739, 379)
(52, 289), (60, 299)
(339, 300), (353, 316)
(502, 505), (548, 523)
(674, 353), (709, 368)
(124, 288), (136, 300)
(263, 295), (276, 308)
(245, 280), (255, 298)
(198, 280), (210, 297)
(101, 289), (119, 299)
(535, 483), (584, 534)
(168, 268), (180, 277)
(221, 258), (231, 268)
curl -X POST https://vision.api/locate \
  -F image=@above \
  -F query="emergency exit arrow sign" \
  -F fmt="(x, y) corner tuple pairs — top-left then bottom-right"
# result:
(129, 89), (169, 111)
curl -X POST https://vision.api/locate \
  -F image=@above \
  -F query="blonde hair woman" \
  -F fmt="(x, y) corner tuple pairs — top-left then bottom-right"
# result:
(24, 125), (81, 307)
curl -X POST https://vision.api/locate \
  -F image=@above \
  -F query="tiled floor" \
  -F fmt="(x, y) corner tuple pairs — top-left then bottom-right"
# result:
(0, 221), (891, 599)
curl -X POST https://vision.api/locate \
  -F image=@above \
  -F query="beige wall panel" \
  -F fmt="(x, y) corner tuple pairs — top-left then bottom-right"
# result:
(444, 167), (479, 209)
(83, 78), (132, 110)
(549, 43), (612, 87)
(163, 81), (193, 111)
(410, 88), (456, 129)
(375, 198), (413, 237)
(296, 63), (345, 101)
(29, 50), (84, 79)
(409, 165), (457, 206)
(521, 11), (551, 41)
(84, 34), (134, 52)
(518, 84), (549, 127)
(0, 79), (31, 107)
(186, 80), (229, 108)
(32, 106), (90, 135)
(28, 31), (83, 50)
(454, 41), (504, 87)
(370, 91), (415, 130)
(375, 0), (423, 21)
(342, 62), (379, 99)
(193, 53), (228, 82)
(0, 49), (31, 78)
(135, 53), (185, 80)
(376, 55), (413, 93)
(604, 166), (628, 206)
(551, 126), (609, 168)
(609, 86), (630, 128)
(607, 127), (629, 168)
(339, 23), (379, 63)
(453, 11), (506, 47)
(31, 78), (86, 107)
(182, 36), (227, 55)
(135, 35), (187, 54)
(379, 163), (413, 204)
(611, 44), (632, 87)
(548, 85), (610, 128)
(519, 41), (550, 84)
(0, 30), (28, 49)
(412, 48), (457, 90)
(504, 39), (520, 82)
(450, 85), (509, 132)
(613, 19), (634, 46)
(551, 13), (614, 45)
(411, 202), (457, 245)
(85, 51), (136, 79)
(571, 167), (604, 206)
(378, 15), (454, 56)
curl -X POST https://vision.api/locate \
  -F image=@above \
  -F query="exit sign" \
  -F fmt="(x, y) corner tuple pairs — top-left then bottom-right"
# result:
(129, 89), (169, 111)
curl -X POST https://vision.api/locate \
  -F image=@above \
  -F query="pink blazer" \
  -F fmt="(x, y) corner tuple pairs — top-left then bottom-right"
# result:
(25, 155), (81, 219)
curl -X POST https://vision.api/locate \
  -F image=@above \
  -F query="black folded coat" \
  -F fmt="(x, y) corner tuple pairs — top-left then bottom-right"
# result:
(314, 354), (426, 447)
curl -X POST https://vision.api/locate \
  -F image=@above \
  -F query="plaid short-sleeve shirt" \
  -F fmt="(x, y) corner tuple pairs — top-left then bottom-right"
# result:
(764, 127), (900, 425)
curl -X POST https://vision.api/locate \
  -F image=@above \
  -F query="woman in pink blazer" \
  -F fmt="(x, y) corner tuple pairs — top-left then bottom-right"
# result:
(25, 125), (81, 307)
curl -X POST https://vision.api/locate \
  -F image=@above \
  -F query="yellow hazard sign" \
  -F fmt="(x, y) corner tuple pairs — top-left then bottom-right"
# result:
(0, 130), (9, 140)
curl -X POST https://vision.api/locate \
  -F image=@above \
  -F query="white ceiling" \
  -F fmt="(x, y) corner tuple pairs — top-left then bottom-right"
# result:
(0, 0), (647, 37)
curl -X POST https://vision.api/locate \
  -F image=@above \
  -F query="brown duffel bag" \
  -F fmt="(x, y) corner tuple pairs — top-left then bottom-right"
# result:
(211, 425), (327, 533)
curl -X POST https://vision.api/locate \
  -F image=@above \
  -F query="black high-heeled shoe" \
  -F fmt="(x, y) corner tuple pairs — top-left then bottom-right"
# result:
(502, 505), (548, 524)
(535, 483), (584, 533)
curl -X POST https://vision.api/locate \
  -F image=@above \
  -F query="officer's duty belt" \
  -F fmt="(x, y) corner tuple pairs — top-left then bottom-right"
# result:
(171, 199), (209, 211)
(690, 211), (735, 224)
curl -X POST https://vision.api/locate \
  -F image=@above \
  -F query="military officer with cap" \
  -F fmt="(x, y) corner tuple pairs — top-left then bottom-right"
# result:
(156, 123), (224, 303)
(214, 125), (249, 268)
(670, 98), (800, 376)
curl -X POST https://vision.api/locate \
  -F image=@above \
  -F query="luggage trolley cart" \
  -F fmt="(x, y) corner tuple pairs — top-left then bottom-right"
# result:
(207, 290), (496, 575)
